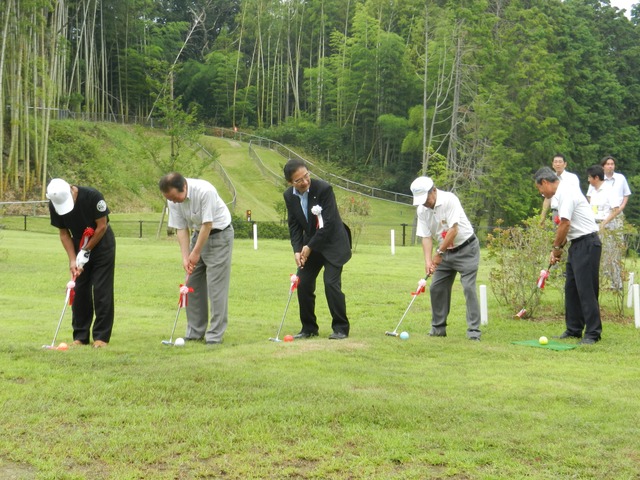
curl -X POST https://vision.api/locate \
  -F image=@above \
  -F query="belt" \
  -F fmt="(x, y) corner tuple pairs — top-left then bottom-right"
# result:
(571, 232), (597, 243)
(447, 235), (476, 253)
(195, 224), (231, 236)
(209, 224), (231, 235)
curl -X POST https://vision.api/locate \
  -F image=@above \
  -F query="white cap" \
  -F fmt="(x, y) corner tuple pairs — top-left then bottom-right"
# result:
(46, 178), (74, 215)
(410, 176), (434, 206)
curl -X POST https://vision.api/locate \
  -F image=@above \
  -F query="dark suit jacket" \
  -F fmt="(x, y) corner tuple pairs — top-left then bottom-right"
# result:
(284, 179), (352, 267)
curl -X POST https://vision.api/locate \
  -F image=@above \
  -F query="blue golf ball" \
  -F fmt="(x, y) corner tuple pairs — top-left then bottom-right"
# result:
(399, 331), (409, 340)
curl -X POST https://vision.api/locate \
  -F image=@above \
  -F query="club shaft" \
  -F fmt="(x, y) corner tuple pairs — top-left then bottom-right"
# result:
(273, 290), (294, 341)
(167, 304), (182, 343)
(50, 288), (72, 347)
(391, 293), (420, 334)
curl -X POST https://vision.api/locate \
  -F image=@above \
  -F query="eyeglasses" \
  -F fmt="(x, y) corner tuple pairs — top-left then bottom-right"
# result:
(292, 172), (310, 185)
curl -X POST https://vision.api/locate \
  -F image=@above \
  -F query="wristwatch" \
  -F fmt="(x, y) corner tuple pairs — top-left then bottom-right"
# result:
(436, 249), (444, 257)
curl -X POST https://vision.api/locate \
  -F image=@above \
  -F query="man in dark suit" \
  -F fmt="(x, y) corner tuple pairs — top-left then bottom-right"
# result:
(283, 159), (352, 340)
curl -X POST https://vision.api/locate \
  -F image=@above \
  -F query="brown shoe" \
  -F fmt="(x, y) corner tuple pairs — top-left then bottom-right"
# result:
(73, 340), (86, 346)
(93, 340), (108, 348)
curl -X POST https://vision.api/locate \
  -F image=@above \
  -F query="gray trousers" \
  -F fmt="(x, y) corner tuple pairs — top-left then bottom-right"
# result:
(429, 238), (481, 339)
(186, 227), (233, 342)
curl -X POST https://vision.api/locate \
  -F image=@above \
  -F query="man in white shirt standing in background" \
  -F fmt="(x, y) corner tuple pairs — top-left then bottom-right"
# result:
(540, 153), (581, 225)
(587, 164), (623, 291)
(586, 155), (632, 217)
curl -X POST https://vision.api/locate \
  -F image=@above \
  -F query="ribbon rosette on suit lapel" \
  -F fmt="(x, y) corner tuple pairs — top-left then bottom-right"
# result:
(311, 205), (323, 229)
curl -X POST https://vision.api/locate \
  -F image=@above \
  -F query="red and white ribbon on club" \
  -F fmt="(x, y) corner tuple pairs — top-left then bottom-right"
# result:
(311, 205), (323, 229)
(80, 227), (95, 250)
(67, 276), (77, 305)
(178, 283), (194, 308)
(289, 273), (300, 293)
(412, 278), (427, 296)
(537, 269), (550, 289)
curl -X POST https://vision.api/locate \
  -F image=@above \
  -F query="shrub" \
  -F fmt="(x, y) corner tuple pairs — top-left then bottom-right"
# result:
(486, 217), (561, 319)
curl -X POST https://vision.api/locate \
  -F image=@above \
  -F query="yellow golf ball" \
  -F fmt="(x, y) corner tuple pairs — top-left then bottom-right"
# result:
(539, 336), (548, 345)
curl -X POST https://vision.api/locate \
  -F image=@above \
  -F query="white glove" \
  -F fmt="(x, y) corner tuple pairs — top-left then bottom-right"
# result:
(76, 249), (91, 268)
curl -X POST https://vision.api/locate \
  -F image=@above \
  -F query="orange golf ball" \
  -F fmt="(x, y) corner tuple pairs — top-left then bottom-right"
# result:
(283, 335), (294, 342)
(57, 342), (69, 351)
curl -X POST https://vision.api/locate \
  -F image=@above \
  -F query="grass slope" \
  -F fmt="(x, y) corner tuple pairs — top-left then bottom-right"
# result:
(1, 230), (640, 479)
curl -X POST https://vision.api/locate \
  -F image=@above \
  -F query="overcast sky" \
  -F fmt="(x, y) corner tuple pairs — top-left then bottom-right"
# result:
(610, 0), (636, 17)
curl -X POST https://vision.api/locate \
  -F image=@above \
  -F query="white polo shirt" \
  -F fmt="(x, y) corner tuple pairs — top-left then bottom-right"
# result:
(555, 181), (598, 241)
(167, 178), (231, 231)
(416, 190), (474, 248)
(550, 170), (581, 210)
(587, 172), (631, 206)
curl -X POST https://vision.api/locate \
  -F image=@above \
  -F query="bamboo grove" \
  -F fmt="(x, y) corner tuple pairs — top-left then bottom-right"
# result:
(2, 0), (640, 225)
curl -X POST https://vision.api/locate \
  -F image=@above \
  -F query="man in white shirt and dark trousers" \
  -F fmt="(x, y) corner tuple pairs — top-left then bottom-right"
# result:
(159, 172), (234, 345)
(410, 176), (481, 341)
(535, 167), (602, 345)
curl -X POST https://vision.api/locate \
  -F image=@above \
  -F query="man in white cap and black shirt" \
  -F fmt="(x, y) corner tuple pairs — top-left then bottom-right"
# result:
(535, 166), (602, 344)
(46, 178), (116, 348)
(410, 176), (481, 341)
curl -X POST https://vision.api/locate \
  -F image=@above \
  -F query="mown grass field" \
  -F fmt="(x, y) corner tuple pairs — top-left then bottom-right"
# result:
(1, 229), (640, 479)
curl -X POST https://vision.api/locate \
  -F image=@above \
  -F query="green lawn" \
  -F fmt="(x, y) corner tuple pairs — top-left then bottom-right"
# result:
(1, 229), (639, 479)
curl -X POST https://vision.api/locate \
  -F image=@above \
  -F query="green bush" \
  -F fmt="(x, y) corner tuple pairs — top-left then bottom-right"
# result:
(486, 216), (561, 319)
(231, 215), (289, 240)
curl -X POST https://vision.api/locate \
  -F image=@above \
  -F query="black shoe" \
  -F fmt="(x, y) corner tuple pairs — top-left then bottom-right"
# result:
(468, 337), (481, 341)
(294, 331), (318, 339)
(553, 332), (581, 340)
(184, 337), (204, 342)
(328, 332), (348, 340)
(428, 333), (446, 337)
(206, 340), (222, 346)
(578, 337), (599, 345)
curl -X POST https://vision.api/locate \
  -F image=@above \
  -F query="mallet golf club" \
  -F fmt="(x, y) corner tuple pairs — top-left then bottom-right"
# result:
(514, 264), (551, 318)
(43, 279), (75, 350)
(43, 230), (92, 350)
(162, 274), (191, 346)
(385, 275), (430, 337)
(269, 269), (301, 342)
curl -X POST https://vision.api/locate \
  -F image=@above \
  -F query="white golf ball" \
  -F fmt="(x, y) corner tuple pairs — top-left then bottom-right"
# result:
(174, 338), (185, 347)
(399, 331), (410, 340)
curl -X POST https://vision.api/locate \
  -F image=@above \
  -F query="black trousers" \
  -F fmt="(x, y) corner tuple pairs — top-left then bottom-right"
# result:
(296, 251), (349, 335)
(72, 244), (116, 343)
(565, 233), (602, 340)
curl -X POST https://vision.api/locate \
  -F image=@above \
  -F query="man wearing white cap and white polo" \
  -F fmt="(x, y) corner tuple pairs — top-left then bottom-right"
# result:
(410, 176), (481, 341)
(47, 178), (116, 348)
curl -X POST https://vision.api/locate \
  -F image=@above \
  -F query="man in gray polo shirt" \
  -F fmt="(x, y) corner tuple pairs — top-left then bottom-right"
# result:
(159, 172), (234, 345)
(411, 176), (481, 341)
(535, 166), (602, 344)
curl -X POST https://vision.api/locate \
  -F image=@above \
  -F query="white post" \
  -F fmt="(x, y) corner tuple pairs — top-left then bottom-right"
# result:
(390, 229), (395, 255)
(634, 284), (640, 328)
(627, 273), (635, 308)
(253, 223), (258, 250)
(480, 284), (488, 325)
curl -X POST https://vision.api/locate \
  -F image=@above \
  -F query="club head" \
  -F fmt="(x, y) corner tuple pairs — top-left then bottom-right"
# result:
(161, 340), (173, 346)
(268, 337), (282, 342)
(385, 331), (399, 337)
(42, 345), (55, 350)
